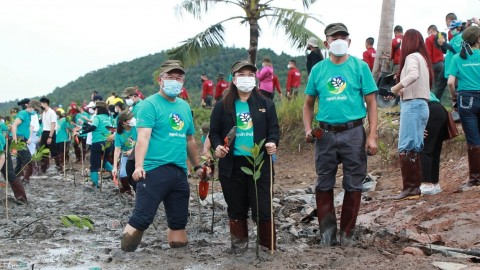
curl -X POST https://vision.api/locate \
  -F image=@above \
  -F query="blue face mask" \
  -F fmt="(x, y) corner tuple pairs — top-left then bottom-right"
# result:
(29, 110), (36, 116)
(163, 80), (183, 98)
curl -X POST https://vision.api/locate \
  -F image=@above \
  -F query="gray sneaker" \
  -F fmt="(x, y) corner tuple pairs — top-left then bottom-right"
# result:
(421, 183), (442, 195)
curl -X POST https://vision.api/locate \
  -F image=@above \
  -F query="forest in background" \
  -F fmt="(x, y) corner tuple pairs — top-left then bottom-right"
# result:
(0, 47), (308, 114)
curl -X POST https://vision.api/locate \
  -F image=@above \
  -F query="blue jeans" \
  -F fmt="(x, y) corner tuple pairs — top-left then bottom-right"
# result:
(398, 99), (429, 152)
(458, 91), (480, 146)
(119, 156), (129, 177)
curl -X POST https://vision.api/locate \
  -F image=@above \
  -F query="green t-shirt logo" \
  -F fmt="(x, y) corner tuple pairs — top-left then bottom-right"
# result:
(237, 112), (252, 130)
(328, 76), (347, 94)
(169, 113), (185, 131)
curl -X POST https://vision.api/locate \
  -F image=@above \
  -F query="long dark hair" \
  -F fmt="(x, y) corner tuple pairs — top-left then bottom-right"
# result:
(96, 106), (109, 115)
(396, 29), (434, 89)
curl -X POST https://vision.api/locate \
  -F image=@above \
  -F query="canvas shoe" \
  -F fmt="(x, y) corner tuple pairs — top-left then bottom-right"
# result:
(420, 183), (442, 195)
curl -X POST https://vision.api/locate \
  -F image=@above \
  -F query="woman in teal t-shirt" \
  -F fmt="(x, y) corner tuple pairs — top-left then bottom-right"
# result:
(112, 110), (137, 195)
(55, 110), (73, 171)
(447, 25), (480, 189)
(75, 101), (114, 188)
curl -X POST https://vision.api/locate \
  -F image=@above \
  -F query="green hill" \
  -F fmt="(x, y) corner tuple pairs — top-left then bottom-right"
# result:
(0, 47), (307, 115)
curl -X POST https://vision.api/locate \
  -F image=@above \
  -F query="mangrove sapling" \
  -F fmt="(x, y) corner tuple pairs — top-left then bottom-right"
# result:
(241, 139), (265, 259)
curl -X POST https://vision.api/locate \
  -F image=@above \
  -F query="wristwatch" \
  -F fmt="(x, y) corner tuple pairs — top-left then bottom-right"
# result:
(193, 165), (202, 172)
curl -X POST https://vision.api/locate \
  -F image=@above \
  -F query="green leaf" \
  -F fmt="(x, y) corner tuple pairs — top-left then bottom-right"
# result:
(241, 167), (253, 176)
(60, 216), (72, 227)
(255, 152), (264, 166)
(82, 219), (94, 230)
(245, 156), (254, 165)
(258, 160), (265, 172)
(253, 170), (261, 181)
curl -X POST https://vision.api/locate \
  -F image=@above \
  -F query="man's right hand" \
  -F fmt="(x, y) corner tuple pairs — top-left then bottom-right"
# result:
(215, 145), (229, 158)
(132, 167), (146, 181)
(305, 130), (314, 143)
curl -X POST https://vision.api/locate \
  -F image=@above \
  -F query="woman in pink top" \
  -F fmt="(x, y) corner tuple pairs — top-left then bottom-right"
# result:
(256, 57), (274, 100)
(390, 29), (433, 200)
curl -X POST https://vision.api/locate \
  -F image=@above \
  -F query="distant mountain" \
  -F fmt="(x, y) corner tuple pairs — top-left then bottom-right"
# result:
(0, 47), (307, 115)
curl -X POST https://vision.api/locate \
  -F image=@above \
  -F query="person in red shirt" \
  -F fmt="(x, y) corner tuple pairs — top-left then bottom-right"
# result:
(286, 59), (301, 99)
(201, 74), (214, 108)
(425, 25), (448, 100)
(446, 13), (457, 41)
(391, 25), (403, 73)
(178, 86), (189, 102)
(214, 73), (229, 101)
(362, 37), (376, 71)
(272, 74), (282, 97)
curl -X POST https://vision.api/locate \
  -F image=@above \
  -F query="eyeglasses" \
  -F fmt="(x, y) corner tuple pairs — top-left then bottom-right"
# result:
(235, 73), (255, 78)
(162, 75), (185, 82)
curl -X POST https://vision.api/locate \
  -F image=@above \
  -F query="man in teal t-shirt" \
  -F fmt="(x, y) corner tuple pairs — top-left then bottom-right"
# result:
(303, 23), (378, 247)
(122, 60), (204, 252)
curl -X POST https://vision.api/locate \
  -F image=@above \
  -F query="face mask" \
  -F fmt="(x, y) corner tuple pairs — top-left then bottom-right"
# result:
(128, 117), (137, 127)
(235, 77), (256, 93)
(329, 39), (349, 56)
(0, 119), (4, 123)
(306, 49), (311, 55)
(125, 98), (134, 106)
(163, 80), (183, 98)
(29, 110), (36, 116)
(451, 29), (459, 36)
(88, 108), (95, 114)
(287, 64), (292, 69)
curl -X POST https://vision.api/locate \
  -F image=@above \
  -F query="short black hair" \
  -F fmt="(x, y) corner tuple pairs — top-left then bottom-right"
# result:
(394, 25), (403, 33)
(289, 59), (297, 65)
(446, 13), (457, 21)
(39, 97), (50, 105)
(366, 37), (374, 46)
(427, 25), (438, 32)
(115, 101), (126, 111)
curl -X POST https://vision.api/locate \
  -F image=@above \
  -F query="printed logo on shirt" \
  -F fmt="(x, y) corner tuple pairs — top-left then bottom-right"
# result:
(169, 113), (185, 131)
(327, 76), (347, 95)
(236, 112), (253, 131)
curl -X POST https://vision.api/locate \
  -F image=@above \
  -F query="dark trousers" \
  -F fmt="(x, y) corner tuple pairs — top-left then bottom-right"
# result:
(259, 90), (274, 100)
(128, 164), (189, 231)
(421, 102), (448, 184)
(40, 131), (58, 157)
(14, 138), (32, 177)
(90, 141), (112, 172)
(432, 61), (448, 100)
(74, 136), (87, 160)
(220, 156), (274, 222)
(2, 147), (18, 182)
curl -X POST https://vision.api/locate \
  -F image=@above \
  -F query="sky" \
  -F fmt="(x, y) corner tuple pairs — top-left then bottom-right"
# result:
(1, 0), (479, 103)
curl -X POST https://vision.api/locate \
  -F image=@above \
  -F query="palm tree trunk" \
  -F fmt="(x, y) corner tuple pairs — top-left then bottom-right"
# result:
(248, 18), (260, 64)
(372, 0), (396, 79)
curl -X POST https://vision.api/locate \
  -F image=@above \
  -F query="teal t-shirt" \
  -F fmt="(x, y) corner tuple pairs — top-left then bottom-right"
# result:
(16, 110), (31, 140)
(0, 122), (8, 134)
(137, 94), (194, 172)
(132, 100), (143, 117)
(0, 132), (5, 152)
(56, 118), (72, 143)
(91, 114), (112, 143)
(233, 100), (254, 156)
(429, 92), (440, 103)
(114, 127), (137, 152)
(447, 49), (480, 91)
(305, 56), (378, 124)
(444, 33), (464, 78)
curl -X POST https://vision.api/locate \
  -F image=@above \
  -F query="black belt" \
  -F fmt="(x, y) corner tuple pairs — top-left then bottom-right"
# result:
(319, 119), (364, 133)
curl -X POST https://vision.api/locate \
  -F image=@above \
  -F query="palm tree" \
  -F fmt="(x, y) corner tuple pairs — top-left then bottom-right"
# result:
(372, 0), (396, 79)
(168, 0), (322, 66)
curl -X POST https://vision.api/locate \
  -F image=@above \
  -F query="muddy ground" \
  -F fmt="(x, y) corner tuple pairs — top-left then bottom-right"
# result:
(1, 138), (480, 270)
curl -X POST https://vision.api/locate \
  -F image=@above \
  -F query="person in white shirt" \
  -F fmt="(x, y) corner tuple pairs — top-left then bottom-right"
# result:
(39, 97), (60, 173)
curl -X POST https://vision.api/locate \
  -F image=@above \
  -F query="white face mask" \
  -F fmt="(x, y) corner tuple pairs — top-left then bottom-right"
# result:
(125, 98), (134, 106)
(128, 117), (136, 127)
(88, 108), (95, 114)
(287, 64), (292, 69)
(329, 39), (349, 56)
(235, 77), (256, 93)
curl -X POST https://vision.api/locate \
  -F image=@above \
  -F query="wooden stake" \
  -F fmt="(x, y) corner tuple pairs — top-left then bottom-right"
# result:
(63, 141), (66, 180)
(5, 139), (9, 220)
(270, 155), (274, 254)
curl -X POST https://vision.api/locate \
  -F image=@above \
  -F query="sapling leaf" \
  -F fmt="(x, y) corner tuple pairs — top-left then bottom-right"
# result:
(255, 152), (264, 166)
(60, 216), (73, 227)
(82, 219), (94, 230)
(245, 156), (254, 165)
(241, 167), (254, 176)
(253, 170), (261, 181)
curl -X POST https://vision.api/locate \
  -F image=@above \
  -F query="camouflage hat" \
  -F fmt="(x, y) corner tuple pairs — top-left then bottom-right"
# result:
(324, 23), (349, 36)
(231, 60), (257, 75)
(118, 109), (133, 123)
(122, 87), (137, 98)
(94, 101), (107, 108)
(462, 25), (480, 45)
(158, 60), (185, 75)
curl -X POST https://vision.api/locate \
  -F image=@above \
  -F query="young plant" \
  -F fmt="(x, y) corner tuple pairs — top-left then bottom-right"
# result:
(60, 215), (94, 230)
(15, 145), (50, 177)
(241, 139), (265, 259)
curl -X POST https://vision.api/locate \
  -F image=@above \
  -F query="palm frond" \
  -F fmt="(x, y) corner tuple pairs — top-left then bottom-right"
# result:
(267, 8), (323, 50)
(167, 23), (226, 67)
(176, 0), (240, 19)
(301, 0), (318, 9)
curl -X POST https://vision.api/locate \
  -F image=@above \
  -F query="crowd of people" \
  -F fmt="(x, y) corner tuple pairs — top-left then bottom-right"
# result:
(1, 12), (479, 254)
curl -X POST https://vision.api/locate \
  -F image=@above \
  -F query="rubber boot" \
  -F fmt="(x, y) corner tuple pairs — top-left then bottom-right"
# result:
(167, 228), (188, 248)
(315, 190), (338, 246)
(119, 177), (133, 195)
(121, 224), (144, 252)
(392, 152), (422, 200)
(229, 219), (248, 254)
(259, 220), (276, 251)
(90, 172), (99, 188)
(22, 163), (33, 184)
(339, 191), (361, 246)
(461, 145), (480, 189)
(40, 156), (48, 173)
(9, 178), (28, 203)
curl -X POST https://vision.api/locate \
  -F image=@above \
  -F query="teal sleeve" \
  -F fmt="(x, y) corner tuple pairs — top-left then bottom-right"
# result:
(447, 55), (459, 77)
(114, 133), (121, 148)
(92, 116), (100, 127)
(137, 101), (156, 128)
(304, 67), (319, 97)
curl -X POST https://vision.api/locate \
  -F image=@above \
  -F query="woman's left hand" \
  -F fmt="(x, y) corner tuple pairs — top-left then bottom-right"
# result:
(265, 142), (277, 155)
